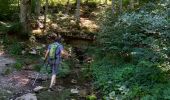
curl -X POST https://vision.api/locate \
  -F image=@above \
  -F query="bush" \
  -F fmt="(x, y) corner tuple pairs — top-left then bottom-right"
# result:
(58, 61), (71, 77)
(13, 60), (24, 70)
(0, 0), (19, 21)
(6, 42), (24, 55)
(92, 0), (170, 99)
(7, 22), (22, 35)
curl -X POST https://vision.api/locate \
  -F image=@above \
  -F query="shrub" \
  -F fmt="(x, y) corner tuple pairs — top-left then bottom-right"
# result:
(6, 42), (24, 55)
(7, 22), (22, 35)
(13, 60), (24, 70)
(0, 0), (19, 21)
(92, 0), (170, 99)
(58, 61), (71, 77)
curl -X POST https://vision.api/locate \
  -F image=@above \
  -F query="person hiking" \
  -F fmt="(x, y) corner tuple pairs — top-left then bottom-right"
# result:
(44, 33), (68, 91)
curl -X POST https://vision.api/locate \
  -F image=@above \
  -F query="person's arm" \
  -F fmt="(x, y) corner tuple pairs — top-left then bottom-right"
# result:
(44, 49), (49, 62)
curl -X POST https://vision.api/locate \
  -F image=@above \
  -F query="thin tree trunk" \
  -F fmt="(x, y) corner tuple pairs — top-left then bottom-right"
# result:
(119, 0), (122, 13)
(105, 0), (107, 5)
(20, 0), (31, 33)
(66, 0), (70, 15)
(111, 0), (114, 15)
(99, 0), (101, 4)
(35, 0), (41, 16)
(75, 0), (80, 24)
(136, 0), (139, 5)
(18, 0), (20, 12)
(130, 0), (134, 9)
(44, 0), (48, 32)
(85, 0), (89, 4)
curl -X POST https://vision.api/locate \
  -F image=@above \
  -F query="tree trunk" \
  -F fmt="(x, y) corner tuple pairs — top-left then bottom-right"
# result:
(20, 0), (31, 33)
(105, 0), (107, 5)
(136, 0), (139, 5)
(35, 0), (41, 16)
(66, 0), (70, 15)
(111, 0), (114, 15)
(18, 0), (20, 12)
(85, 0), (89, 4)
(99, 0), (101, 4)
(130, 0), (134, 9)
(119, 0), (122, 13)
(44, 0), (48, 32)
(75, 0), (80, 24)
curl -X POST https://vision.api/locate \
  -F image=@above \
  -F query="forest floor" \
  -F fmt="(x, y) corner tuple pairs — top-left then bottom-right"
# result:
(0, 6), (101, 99)
(0, 46), (96, 100)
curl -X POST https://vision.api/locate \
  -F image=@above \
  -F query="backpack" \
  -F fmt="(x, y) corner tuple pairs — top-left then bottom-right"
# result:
(49, 43), (60, 59)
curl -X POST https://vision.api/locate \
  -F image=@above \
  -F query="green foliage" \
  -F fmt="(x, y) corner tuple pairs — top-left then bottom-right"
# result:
(0, 23), (8, 32)
(0, 0), (19, 21)
(3, 68), (12, 75)
(13, 60), (24, 70)
(40, 63), (51, 74)
(7, 42), (24, 55)
(99, 1), (170, 65)
(92, 57), (169, 99)
(39, 60), (71, 77)
(86, 94), (97, 100)
(58, 61), (71, 77)
(37, 89), (70, 100)
(0, 89), (11, 100)
(7, 22), (22, 35)
(92, 0), (170, 99)
(33, 64), (42, 72)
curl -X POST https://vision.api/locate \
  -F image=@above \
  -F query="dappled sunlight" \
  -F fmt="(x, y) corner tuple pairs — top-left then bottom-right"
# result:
(8, 75), (30, 86)
(0, 51), (4, 56)
(0, 21), (11, 28)
(1, 0), (169, 99)
(32, 29), (44, 36)
(80, 18), (99, 32)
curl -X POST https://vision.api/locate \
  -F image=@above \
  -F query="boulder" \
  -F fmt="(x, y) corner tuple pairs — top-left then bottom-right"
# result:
(79, 89), (87, 97)
(71, 79), (77, 84)
(33, 86), (46, 92)
(71, 88), (79, 94)
(15, 93), (37, 100)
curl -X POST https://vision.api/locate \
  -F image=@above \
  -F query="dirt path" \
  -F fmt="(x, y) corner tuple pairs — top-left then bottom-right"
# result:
(0, 50), (94, 100)
(0, 51), (34, 99)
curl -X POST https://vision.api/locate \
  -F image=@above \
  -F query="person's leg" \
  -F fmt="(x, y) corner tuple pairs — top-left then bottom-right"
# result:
(49, 74), (56, 88)
(49, 64), (56, 88)
(49, 63), (59, 88)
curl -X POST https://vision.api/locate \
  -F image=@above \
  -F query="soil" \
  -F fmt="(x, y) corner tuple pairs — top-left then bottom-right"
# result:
(0, 49), (95, 100)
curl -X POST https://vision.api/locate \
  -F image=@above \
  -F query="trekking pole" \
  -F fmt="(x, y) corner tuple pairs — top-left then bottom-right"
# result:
(32, 73), (39, 86)
(32, 62), (48, 86)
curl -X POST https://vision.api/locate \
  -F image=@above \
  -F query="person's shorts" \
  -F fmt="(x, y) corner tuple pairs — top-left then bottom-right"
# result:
(48, 60), (60, 75)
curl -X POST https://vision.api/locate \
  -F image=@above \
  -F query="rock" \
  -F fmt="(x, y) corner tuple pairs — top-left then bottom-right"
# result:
(55, 85), (64, 92)
(71, 79), (77, 84)
(109, 91), (116, 99)
(6, 90), (12, 94)
(71, 88), (79, 94)
(29, 49), (37, 55)
(33, 86), (46, 92)
(15, 93), (37, 100)
(70, 20), (76, 25)
(51, 23), (58, 29)
(21, 50), (26, 55)
(118, 85), (126, 91)
(28, 72), (48, 81)
(79, 89), (87, 97)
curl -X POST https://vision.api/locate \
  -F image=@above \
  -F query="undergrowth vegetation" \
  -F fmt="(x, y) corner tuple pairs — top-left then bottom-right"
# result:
(92, 0), (170, 99)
